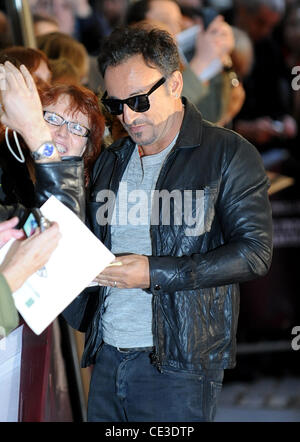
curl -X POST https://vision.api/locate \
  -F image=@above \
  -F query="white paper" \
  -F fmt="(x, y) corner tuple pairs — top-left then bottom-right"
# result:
(0, 325), (23, 422)
(0, 196), (115, 335)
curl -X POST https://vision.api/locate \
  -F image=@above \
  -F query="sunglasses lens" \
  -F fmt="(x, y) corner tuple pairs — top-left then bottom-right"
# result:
(103, 93), (151, 115)
(103, 99), (123, 115)
(128, 95), (150, 113)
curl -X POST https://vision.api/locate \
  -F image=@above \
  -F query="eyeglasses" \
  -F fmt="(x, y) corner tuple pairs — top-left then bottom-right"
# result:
(101, 77), (166, 116)
(43, 111), (90, 137)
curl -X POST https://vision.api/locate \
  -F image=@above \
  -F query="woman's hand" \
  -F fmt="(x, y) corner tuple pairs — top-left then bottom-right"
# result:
(0, 222), (61, 292)
(0, 62), (53, 151)
(0, 217), (24, 248)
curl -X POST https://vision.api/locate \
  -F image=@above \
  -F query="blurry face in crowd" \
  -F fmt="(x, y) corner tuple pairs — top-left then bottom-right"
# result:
(146, 0), (183, 36)
(31, 0), (75, 35)
(102, 0), (128, 24)
(283, 7), (300, 56)
(104, 54), (183, 154)
(34, 20), (59, 37)
(43, 94), (90, 156)
(34, 60), (52, 83)
(239, 5), (282, 42)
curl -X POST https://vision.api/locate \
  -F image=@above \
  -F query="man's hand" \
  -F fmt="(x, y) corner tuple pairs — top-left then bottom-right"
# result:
(95, 254), (150, 289)
(0, 217), (25, 248)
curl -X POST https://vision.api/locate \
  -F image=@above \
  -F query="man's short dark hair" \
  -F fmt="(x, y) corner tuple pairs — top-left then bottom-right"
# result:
(97, 26), (180, 78)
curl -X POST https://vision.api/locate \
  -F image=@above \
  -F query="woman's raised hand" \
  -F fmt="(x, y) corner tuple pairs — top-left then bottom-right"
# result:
(0, 62), (52, 152)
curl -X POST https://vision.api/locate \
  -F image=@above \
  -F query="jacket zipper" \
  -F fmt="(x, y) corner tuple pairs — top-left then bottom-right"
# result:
(149, 148), (179, 373)
(150, 223), (163, 372)
(151, 292), (163, 372)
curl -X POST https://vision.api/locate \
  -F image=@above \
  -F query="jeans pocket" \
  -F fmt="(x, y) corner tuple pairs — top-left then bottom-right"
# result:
(206, 380), (223, 421)
(162, 368), (204, 381)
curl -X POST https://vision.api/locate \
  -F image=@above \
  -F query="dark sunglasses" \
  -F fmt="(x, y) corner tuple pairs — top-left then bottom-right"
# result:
(101, 77), (166, 115)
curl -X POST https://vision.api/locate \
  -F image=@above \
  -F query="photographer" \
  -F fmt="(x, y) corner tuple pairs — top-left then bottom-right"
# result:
(0, 216), (61, 337)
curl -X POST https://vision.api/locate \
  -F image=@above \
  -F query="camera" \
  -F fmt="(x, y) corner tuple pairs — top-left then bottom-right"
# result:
(22, 208), (51, 238)
(200, 7), (219, 29)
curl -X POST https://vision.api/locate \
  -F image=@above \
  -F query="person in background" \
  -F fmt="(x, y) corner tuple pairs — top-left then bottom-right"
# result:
(0, 216), (60, 338)
(216, 26), (253, 128)
(230, 26), (254, 80)
(36, 31), (90, 86)
(234, 0), (284, 43)
(92, 0), (129, 33)
(0, 10), (12, 50)
(0, 46), (52, 85)
(28, 0), (76, 36)
(49, 58), (82, 86)
(32, 13), (60, 37)
(30, 2), (106, 91)
(274, 0), (300, 170)
(232, 0), (297, 154)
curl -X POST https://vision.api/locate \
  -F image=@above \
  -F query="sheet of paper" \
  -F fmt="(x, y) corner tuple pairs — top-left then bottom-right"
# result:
(0, 325), (23, 422)
(0, 196), (115, 335)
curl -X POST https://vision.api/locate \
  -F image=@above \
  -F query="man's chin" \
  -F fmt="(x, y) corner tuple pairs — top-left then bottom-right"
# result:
(129, 129), (142, 139)
(129, 132), (156, 146)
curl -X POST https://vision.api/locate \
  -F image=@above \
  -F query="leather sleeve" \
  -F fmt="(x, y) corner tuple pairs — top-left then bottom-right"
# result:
(148, 137), (273, 294)
(0, 204), (27, 224)
(34, 157), (85, 221)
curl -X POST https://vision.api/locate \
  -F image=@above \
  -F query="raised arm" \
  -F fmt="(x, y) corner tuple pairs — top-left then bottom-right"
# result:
(0, 62), (85, 219)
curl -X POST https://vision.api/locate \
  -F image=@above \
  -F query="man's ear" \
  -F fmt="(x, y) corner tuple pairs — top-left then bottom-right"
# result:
(169, 70), (183, 98)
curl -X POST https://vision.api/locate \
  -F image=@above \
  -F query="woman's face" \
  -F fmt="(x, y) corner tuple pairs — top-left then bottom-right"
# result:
(43, 94), (90, 157)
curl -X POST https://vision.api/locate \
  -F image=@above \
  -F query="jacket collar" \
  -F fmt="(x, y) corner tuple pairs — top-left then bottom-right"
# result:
(174, 97), (203, 149)
(107, 97), (203, 155)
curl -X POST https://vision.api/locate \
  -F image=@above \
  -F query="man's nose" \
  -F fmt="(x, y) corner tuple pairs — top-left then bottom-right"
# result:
(122, 103), (138, 126)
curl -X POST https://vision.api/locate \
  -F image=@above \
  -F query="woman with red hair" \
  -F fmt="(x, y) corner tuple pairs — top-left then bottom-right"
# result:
(0, 79), (105, 206)
(40, 83), (105, 185)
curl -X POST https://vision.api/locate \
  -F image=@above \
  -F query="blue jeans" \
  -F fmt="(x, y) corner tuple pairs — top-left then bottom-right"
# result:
(87, 343), (224, 422)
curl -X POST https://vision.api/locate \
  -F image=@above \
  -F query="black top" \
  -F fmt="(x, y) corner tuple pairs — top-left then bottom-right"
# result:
(0, 140), (35, 208)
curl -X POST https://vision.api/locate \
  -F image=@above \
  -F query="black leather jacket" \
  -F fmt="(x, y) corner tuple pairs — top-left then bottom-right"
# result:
(0, 157), (85, 223)
(64, 99), (273, 372)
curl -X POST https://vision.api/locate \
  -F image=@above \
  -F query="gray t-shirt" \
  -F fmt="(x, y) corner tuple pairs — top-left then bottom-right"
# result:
(102, 138), (177, 348)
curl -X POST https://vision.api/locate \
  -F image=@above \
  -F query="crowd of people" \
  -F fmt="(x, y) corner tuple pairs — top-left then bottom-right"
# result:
(0, 1), (299, 148)
(0, 0), (298, 423)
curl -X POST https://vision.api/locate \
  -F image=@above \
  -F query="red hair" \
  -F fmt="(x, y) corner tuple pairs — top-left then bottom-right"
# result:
(40, 83), (105, 184)
(1, 46), (51, 75)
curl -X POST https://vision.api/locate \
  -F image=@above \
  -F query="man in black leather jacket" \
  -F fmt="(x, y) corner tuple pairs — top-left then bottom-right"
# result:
(62, 26), (273, 422)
